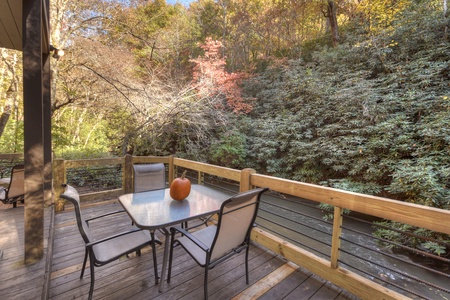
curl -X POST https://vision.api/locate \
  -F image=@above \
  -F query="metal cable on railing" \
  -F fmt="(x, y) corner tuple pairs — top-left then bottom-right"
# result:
(256, 217), (331, 259)
(338, 215), (450, 299)
(339, 238), (450, 292)
(252, 189), (450, 299)
(178, 169), (240, 195)
(342, 225), (450, 273)
(66, 165), (123, 190)
(256, 197), (333, 259)
(345, 213), (450, 255)
(259, 201), (333, 237)
(339, 259), (426, 299)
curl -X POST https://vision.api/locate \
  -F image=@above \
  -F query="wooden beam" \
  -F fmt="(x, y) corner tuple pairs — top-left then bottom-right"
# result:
(23, 0), (45, 264)
(232, 262), (297, 299)
(43, 36), (52, 208)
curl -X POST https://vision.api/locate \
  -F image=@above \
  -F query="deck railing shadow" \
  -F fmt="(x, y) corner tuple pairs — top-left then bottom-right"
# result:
(3, 154), (449, 299)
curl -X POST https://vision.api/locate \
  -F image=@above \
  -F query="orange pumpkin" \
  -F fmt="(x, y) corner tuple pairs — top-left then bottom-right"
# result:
(170, 170), (191, 201)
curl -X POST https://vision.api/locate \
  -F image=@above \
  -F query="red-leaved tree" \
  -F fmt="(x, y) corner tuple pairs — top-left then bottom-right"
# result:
(190, 37), (253, 114)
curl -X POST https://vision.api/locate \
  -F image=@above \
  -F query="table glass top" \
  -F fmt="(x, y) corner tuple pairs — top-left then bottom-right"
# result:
(119, 184), (232, 229)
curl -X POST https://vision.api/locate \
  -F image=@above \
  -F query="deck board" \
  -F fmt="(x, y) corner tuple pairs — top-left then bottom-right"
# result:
(1, 199), (360, 300)
(0, 203), (52, 300)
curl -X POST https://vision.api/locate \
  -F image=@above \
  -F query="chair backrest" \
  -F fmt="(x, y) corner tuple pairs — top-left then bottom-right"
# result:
(60, 184), (92, 244)
(7, 164), (25, 198)
(133, 163), (166, 192)
(210, 188), (267, 261)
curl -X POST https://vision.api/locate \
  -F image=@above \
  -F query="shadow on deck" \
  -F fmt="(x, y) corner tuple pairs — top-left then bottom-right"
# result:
(0, 200), (359, 300)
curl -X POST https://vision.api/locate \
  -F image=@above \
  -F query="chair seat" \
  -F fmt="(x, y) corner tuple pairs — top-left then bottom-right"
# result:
(168, 188), (268, 300)
(0, 178), (10, 188)
(61, 184), (161, 300)
(93, 230), (159, 264)
(177, 226), (217, 266)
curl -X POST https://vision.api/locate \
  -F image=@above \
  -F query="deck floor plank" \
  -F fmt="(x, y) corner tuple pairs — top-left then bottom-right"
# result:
(253, 265), (311, 300)
(0, 204), (51, 300)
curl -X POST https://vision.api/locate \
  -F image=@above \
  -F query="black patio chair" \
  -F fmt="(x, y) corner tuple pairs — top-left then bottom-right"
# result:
(167, 187), (268, 300)
(0, 164), (24, 208)
(60, 184), (161, 300)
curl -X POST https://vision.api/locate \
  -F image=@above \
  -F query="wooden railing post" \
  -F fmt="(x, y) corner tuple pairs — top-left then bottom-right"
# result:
(240, 168), (256, 192)
(197, 171), (204, 184)
(330, 206), (343, 269)
(168, 155), (175, 185)
(124, 154), (133, 194)
(53, 158), (66, 212)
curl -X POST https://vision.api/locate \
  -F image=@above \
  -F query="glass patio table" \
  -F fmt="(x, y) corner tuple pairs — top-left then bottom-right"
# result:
(118, 184), (232, 292)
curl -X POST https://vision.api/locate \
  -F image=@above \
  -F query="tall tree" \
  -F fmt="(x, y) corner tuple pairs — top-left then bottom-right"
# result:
(0, 49), (22, 152)
(324, 0), (340, 47)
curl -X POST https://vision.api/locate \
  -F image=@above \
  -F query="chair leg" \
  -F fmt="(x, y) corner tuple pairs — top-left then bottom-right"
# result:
(245, 245), (250, 284)
(81, 249), (88, 278)
(88, 251), (95, 300)
(204, 267), (209, 300)
(150, 232), (159, 284)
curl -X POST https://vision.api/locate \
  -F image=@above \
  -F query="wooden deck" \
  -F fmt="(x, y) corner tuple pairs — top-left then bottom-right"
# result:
(0, 202), (52, 300)
(1, 200), (359, 300)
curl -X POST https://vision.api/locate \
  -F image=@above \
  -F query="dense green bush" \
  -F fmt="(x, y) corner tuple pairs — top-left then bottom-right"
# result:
(241, 8), (450, 212)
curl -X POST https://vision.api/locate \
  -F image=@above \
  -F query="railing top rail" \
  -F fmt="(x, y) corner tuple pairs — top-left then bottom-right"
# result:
(0, 153), (24, 160)
(63, 157), (124, 168)
(173, 157), (241, 182)
(132, 156), (171, 164)
(251, 173), (450, 235)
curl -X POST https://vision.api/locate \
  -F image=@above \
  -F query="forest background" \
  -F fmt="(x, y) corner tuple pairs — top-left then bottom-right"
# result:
(0, 0), (449, 220)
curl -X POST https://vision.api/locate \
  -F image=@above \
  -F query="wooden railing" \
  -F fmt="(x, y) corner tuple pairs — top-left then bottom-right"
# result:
(50, 155), (450, 300)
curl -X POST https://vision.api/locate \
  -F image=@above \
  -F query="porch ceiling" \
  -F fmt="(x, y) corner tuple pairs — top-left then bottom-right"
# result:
(0, 0), (22, 51)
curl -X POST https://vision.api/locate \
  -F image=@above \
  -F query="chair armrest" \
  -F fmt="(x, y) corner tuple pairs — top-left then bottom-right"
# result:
(85, 210), (126, 225)
(86, 228), (161, 247)
(170, 226), (210, 252)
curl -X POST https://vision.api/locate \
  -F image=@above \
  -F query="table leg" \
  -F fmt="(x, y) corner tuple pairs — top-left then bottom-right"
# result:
(158, 228), (170, 293)
(150, 231), (159, 284)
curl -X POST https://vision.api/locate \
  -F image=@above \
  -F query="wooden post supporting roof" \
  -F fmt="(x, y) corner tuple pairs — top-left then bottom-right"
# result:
(43, 0), (52, 208)
(22, 0), (51, 264)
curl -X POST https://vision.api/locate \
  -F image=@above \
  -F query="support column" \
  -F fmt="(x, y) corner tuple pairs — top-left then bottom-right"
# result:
(23, 0), (45, 264)
(43, 48), (52, 208)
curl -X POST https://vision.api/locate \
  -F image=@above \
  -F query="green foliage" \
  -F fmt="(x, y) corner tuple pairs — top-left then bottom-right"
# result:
(373, 221), (449, 256)
(0, 118), (23, 153)
(52, 107), (111, 158)
(317, 202), (351, 221)
(422, 242), (448, 257)
(209, 130), (247, 169)
(242, 3), (450, 212)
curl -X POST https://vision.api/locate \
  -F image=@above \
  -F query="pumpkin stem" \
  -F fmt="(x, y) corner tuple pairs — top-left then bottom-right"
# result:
(181, 170), (187, 179)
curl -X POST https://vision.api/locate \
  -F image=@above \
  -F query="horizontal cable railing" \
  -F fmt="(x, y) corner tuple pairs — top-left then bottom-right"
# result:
(339, 213), (450, 299)
(253, 189), (450, 300)
(66, 165), (123, 191)
(257, 193), (333, 261)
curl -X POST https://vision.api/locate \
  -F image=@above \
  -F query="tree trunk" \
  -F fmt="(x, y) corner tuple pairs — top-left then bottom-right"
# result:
(327, 0), (339, 47)
(0, 104), (11, 137)
(0, 50), (20, 139)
